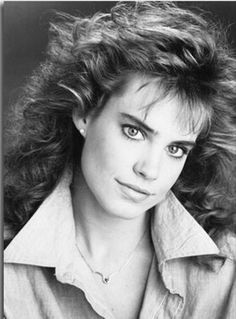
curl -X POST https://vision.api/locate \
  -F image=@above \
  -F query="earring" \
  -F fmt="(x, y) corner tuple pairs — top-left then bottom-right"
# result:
(79, 128), (85, 136)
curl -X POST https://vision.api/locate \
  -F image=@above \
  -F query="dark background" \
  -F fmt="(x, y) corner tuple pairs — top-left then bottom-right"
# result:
(3, 1), (236, 121)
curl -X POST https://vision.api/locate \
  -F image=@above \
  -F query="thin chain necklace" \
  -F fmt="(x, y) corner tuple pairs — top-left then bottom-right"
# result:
(75, 230), (147, 285)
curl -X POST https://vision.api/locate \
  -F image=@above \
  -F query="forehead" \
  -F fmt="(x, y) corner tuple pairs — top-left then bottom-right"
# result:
(109, 74), (205, 137)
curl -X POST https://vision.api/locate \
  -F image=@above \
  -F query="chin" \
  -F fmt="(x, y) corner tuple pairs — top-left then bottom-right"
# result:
(102, 198), (151, 220)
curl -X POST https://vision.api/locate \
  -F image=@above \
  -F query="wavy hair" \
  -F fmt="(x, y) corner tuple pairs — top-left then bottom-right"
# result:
(4, 1), (236, 241)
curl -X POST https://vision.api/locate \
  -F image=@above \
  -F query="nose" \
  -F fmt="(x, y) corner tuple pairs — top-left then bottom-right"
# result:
(133, 147), (162, 181)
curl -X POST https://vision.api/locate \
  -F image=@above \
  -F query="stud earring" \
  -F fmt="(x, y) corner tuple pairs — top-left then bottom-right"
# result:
(79, 128), (85, 136)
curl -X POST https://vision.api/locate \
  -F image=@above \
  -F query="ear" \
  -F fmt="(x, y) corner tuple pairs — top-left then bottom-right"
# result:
(72, 108), (91, 138)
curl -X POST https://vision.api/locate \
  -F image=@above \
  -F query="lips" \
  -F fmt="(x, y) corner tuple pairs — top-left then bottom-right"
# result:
(117, 180), (152, 195)
(116, 179), (154, 202)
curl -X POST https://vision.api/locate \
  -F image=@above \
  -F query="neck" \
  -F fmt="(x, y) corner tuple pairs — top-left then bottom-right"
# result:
(71, 169), (151, 268)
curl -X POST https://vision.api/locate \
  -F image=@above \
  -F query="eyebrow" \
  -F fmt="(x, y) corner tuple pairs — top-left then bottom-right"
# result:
(119, 112), (196, 148)
(120, 112), (157, 134)
(172, 140), (196, 149)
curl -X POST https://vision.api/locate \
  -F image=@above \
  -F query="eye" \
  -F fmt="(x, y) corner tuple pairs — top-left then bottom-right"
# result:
(167, 145), (187, 159)
(122, 125), (145, 140)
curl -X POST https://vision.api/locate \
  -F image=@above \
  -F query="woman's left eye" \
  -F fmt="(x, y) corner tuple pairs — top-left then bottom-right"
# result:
(122, 126), (145, 140)
(167, 145), (187, 158)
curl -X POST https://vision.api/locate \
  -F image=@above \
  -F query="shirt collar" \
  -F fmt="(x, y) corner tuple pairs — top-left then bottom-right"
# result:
(4, 169), (75, 267)
(151, 191), (220, 266)
(4, 172), (220, 268)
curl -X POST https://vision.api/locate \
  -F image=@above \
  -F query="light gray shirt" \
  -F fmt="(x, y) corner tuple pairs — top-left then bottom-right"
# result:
(4, 172), (236, 318)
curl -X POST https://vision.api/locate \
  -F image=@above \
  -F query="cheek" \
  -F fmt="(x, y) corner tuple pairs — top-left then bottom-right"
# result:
(160, 160), (186, 189)
(81, 128), (126, 177)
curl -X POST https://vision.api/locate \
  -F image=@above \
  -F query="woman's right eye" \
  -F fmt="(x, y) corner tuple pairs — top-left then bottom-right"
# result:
(122, 125), (145, 140)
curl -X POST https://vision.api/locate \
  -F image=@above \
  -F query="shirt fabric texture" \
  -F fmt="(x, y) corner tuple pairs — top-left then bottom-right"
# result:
(4, 171), (236, 319)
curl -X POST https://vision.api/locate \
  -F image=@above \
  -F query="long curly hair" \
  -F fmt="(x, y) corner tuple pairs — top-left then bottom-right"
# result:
(4, 1), (236, 241)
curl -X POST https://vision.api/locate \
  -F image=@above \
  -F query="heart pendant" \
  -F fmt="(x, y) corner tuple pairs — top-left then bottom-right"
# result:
(102, 276), (110, 284)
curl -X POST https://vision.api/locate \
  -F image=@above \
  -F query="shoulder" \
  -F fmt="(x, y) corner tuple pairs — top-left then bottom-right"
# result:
(4, 264), (56, 318)
(4, 263), (55, 292)
(196, 230), (236, 275)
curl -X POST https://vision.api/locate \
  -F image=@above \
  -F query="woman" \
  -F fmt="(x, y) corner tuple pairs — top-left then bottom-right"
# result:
(4, 2), (236, 318)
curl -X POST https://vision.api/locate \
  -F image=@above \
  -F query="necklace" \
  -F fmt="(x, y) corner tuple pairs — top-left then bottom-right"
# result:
(76, 230), (147, 285)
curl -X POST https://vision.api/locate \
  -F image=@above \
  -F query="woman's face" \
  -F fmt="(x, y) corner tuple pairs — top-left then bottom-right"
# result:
(74, 75), (198, 219)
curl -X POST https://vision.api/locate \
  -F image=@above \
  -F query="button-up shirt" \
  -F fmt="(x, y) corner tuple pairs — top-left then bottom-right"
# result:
(4, 171), (236, 318)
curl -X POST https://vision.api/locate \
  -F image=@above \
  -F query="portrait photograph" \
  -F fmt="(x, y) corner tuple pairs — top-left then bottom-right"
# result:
(3, 1), (236, 318)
